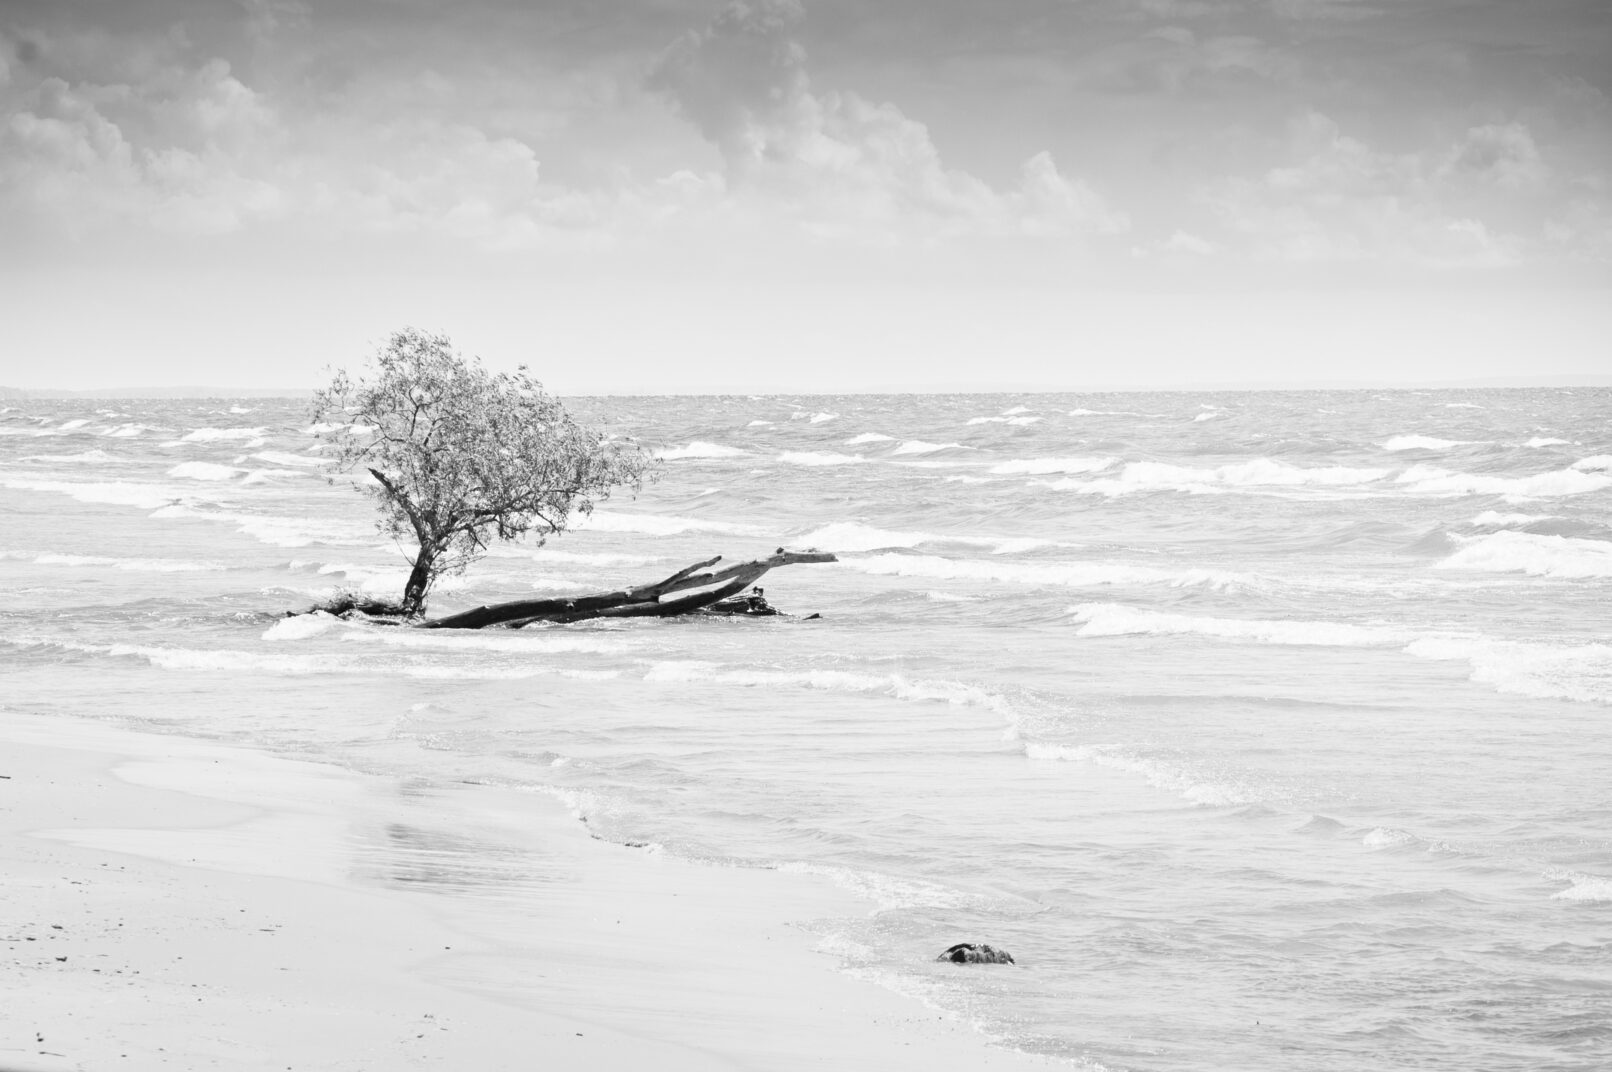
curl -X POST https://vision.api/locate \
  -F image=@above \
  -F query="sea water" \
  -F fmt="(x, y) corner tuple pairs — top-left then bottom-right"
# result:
(2, 389), (1609, 1071)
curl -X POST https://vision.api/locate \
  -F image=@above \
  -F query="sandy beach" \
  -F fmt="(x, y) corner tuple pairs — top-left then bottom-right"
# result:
(0, 713), (1055, 1071)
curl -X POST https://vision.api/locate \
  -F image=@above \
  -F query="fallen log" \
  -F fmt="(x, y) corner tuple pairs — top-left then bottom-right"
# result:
(421, 549), (837, 629)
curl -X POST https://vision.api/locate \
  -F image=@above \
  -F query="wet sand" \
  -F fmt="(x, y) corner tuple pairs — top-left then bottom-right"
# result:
(0, 714), (1052, 1070)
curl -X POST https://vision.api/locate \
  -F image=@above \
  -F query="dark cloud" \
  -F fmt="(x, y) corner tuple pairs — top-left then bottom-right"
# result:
(646, 0), (809, 164)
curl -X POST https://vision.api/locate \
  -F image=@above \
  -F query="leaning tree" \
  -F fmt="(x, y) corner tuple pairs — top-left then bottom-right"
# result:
(312, 328), (652, 616)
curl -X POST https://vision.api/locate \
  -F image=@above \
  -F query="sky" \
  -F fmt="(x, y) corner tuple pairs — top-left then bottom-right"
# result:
(1, 0), (1609, 393)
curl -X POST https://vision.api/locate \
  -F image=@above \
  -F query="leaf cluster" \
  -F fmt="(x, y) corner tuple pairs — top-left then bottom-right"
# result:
(312, 328), (652, 584)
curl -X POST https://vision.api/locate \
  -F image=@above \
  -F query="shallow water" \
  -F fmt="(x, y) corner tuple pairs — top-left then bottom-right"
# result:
(3, 388), (1610, 1070)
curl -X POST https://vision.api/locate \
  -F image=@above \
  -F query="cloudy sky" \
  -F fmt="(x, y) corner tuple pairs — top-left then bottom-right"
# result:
(2, 0), (1608, 392)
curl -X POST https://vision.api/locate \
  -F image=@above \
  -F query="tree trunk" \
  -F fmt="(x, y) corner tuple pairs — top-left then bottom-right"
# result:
(400, 548), (436, 617)
(420, 550), (836, 629)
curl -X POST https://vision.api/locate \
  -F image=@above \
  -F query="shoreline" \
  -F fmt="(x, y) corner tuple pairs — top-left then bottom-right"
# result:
(0, 713), (1056, 1071)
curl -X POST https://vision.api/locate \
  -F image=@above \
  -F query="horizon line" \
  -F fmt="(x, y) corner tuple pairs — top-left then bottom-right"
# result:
(4, 373), (1611, 399)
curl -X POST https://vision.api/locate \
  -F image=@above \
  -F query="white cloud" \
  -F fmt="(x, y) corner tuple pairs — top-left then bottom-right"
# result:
(1, 62), (285, 235)
(1136, 230), (1216, 258)
(1200, 112), (1557, 266)
(1439, 122), (1548, 191)
(646, 0), (1125, 240)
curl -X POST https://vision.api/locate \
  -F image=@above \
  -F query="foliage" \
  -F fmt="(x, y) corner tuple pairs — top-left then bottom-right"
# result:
(312, 328), (651, 616)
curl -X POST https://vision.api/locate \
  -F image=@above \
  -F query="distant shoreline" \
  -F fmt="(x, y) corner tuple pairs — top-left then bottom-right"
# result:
(4, 376), (1611, 400)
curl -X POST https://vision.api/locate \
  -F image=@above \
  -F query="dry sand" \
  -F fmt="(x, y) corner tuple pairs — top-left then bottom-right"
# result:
(1, 713), (1058, 1070)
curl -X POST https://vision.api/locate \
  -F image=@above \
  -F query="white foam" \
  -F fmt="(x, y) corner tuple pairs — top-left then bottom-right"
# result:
(1524, 437), (1569, 448)
(990, 456), (1115, 476)
(844, 433), (894, 446)
(795, 523), (1057, 556)
(778, 451), (866, 467)
(656, 441), (749, 460)
(1067, 603), (1409, 646)
(400, 666), (553, 680)
(1, 476), (185, 510)
(1050, 459), (1389, 496)
(19, 449), (123, 464)
(151, 504), (377, 548)
(1469, 511), (1551, 528)
(808, 412), (838, 424)
(796, 522), (929, 552)
(102, 423), (161, 438)
(569, 510), (760, 536)
(485, 546), (658, 568)
(348, 630), (632, 656)
(1002, 406), (1033, 415)
(746, 420), (773, 427)
(57, 419), (90, 431)
(988, 537), (1057, 554)
(242, 468), (301, 485)
(181, 426), (268, 443)
(1572, 455), (1612, 472)
(117, 643), (322, 674)
(1024, 742), (1256, 806)
(32, 552), (224, 573)
(891, 440), (968, 456)
(1362, 828), (1418, 849)
(843, 554), (1241, 590)
(1552, 875), (1612, 902)
(1384, 435), (1461, 451)
(1436, 530), (1612, 578)
(252, 451), (327, 468)
(641, 662), (1013, 715)
(168, 461), (244, 481)
(1406, 637), (1612, 705)
(1396, 465), (1612, 500)
(1192, 412), (1216, 422)
(527, 573), (592, 591)
(262, 613), (342, 641)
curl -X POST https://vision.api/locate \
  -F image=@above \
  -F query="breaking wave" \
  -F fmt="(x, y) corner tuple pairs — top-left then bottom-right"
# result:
(795, 522), (1055, 556)
(1048, 459), (1390, 496)
(1406, 637), (1612, 705)
(841, 553), (1241, 589)
(990, 457), (1115, 476)
(1383, 435), (1463, 451)
(0, 476), (187, 511)
(891, 440), (969, 456)
(168, 461), (245, 481)
(778, 451), (866, 466)
(641, 661), (1014, 716)
(1024, 742), (1258, 806)
(181, 427), (268, 443)
(656, 441), (749, 460)
(570, 510), (761, 536)
(1436, 531), (1612, 578)
(1395, 465), (1612, 499)
(1067, 604), (1410, 646)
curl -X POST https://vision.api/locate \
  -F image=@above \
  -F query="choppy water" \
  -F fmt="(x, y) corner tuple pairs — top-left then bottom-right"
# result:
(3, 389), (1611, 1070)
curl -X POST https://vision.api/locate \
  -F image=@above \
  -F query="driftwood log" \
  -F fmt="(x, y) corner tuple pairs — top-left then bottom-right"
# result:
(421, 550), (838, 629)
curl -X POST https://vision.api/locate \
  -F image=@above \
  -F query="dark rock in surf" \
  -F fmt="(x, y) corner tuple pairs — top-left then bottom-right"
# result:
(937, 943), (1015, 964)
